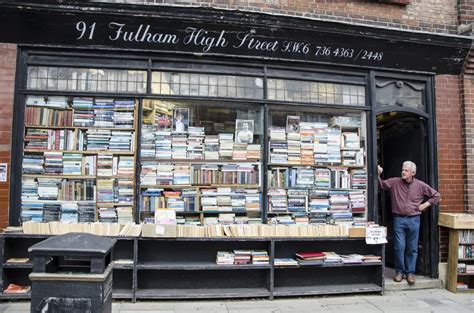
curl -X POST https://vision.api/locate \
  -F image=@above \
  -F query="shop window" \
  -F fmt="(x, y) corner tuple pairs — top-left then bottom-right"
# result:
(267, 105), (368, 223)
(27, 66), (147, 93)
(267, 78), (366, 106)
(151, 71), (264, 99)
(375, 80), (424, 111)
(139, 99), (264, 223)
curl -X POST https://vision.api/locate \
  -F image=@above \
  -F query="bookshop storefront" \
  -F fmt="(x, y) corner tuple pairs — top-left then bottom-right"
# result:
(0, 1), (471, 297)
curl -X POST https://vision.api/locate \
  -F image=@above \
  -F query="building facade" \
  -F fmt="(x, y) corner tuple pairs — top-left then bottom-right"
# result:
(0, 0), (472, 281)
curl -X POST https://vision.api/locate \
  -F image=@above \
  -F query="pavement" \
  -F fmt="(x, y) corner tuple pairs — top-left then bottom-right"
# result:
(0, 289), (472, 313)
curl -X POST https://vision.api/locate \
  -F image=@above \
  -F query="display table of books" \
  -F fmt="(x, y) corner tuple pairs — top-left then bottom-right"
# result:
(0, 223), (385, 301)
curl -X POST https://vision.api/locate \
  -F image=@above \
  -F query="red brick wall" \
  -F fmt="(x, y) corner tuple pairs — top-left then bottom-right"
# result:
(0, 44), (16, 229)
(130, 0), (459, 34)
(436, 74), (466, 262)
(458, 0), (474, 26)
(463, 46), (474, 213)
(435, 75), (465, 213)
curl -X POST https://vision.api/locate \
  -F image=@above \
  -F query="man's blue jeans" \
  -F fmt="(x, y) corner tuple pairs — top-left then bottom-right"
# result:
(393, 215), (420, 275)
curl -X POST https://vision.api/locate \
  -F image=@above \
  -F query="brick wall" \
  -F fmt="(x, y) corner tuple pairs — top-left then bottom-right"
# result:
(435, 75), (465, 213)
(101, 0), (459, 34)
(0, 44), (16, 229)
(458, 0), (474, 26)
(436, 74), (466, 261)
(463, 47), (474, 213)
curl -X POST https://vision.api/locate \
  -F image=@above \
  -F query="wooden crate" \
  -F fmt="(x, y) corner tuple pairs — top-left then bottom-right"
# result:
(438, 213), (474, 229)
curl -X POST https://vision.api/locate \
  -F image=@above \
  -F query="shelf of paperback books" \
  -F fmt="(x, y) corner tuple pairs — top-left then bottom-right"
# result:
(21, 95), (138, 225)
(140, 186), (263, 225)
(446, 229), (474, 293)
(267, 112), (367, 225)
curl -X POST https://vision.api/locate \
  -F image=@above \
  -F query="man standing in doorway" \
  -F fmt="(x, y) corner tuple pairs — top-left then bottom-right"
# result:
(377, 161), (440, 285)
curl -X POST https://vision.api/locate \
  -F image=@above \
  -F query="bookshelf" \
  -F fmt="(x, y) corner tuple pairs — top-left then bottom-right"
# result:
(446, 229), (474, 293)
(267, 110), (368, 225)
(138, 100), (264, 225)
(21, 95), (138, 224)
(0, 234), (384, 300)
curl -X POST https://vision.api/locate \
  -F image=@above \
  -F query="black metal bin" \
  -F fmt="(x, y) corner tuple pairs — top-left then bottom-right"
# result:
(28, 233), (116, 313)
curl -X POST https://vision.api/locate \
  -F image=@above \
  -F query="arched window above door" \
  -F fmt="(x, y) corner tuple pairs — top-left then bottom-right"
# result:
(375, 79), (425, 112)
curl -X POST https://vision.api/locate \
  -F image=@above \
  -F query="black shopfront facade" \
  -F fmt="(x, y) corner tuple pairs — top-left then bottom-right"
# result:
(0, 0), (471, 295)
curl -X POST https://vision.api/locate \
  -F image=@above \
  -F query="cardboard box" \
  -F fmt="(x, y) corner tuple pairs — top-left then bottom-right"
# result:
(438, 213), (474, 229)
(141, 224), (177, 237)
(348, 227), (366, 238)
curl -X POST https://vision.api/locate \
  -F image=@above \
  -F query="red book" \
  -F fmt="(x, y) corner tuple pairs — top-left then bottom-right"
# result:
(295, 252), (326, 259)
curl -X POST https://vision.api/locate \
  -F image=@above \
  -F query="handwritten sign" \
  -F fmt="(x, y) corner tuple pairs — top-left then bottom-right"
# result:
(0, 164), (7, 182)
(366, 226), (388, 245)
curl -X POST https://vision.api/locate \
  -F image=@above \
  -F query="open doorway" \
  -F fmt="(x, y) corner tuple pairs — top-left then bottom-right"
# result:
(377, 111), (432, 276)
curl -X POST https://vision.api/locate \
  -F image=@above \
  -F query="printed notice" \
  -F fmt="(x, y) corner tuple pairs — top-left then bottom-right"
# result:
(0, 164), (7, 182)
(366, 226), (388, 245)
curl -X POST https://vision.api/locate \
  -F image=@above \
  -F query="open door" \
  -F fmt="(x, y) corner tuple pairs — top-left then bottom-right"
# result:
(377, 112), (431, 276)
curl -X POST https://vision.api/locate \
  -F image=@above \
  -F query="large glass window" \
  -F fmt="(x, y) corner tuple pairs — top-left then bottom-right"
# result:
(267, 105), (367, 224)
(151, 71), (264, 99)
(267, 78), (366, 106)
(20, 61), (369, 227)
(27, 66), (147, 93)
(139, 99), (264, 224)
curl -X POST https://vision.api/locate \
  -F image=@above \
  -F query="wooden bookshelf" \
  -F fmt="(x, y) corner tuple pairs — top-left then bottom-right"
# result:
(21, 96), (138, 224)
(441, 213), (474, 293)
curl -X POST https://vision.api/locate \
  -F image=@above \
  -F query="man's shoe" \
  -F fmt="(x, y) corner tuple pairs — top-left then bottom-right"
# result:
(407, 273), (416, 285)
(393, 272), (403, 282)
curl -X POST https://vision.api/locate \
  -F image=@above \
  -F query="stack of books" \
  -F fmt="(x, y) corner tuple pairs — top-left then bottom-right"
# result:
(295, 251), (326, 265)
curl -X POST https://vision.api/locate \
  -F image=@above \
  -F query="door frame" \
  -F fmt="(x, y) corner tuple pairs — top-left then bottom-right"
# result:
(369, 71), (439, 278)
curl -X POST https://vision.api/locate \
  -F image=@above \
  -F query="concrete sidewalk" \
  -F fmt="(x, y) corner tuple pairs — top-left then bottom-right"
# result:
(0, 289), (473, 313)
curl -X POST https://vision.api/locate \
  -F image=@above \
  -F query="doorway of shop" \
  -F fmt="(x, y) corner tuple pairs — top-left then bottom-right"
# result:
(376, 111), (432, 277)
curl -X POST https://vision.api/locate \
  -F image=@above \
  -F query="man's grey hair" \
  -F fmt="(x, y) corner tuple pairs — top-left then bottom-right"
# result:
(403, 161), (417, 175)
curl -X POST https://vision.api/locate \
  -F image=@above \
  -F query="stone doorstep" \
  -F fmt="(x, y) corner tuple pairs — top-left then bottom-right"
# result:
(384, 267), (444, 291)
(384, 275), (444, 291)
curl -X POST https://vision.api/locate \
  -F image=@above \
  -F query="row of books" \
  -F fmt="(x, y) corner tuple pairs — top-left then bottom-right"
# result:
(457, 263), (474, 274)
(23, 153), (134, 177)
(201, 188), (261, 213)
(24, 128), (136, 152)
(175, 223), (352, 237)
(22, 220), (142, 236)
(140, 162), (259, 186)
(22, 178), (96, 201)
(203, 215), (262, 225)
(25, 107), (73, 127)
(141, 188), (261, 214)
(269, 121), (364, 166)
(268, 167), (366, 189)
(73, 110), (134, 128)
(268, 189), (365, 214)
(141, 188), (197, 212)
(460, 230), (474, 244)
(21, 201), (96, 223)
(72, 98), (135, 110)
(27, 96), (135, 110)
(21, 220), (370, 238)
(216, 250), (269, 265)
(458, 245), (473, 259)
(274, 252), (380, 266)
(141, 126), (261, 160)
